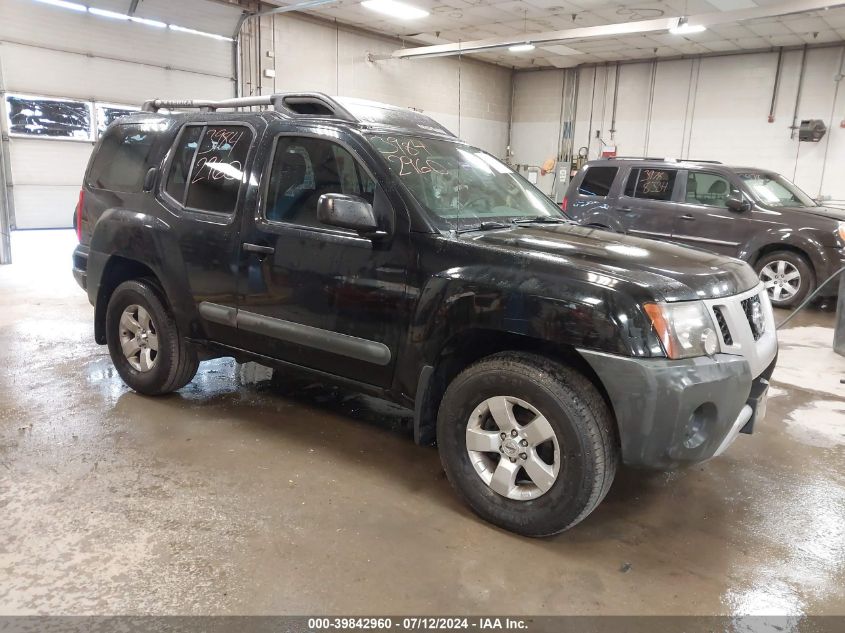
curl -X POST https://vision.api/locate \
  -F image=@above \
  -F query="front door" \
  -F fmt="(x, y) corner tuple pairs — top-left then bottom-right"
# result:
(670, 170), (747, 257)
(235, 131), (410, 388)
(615, 166), (681, 241)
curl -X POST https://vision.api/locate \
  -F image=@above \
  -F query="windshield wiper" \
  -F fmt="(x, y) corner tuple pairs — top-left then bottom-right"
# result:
(455, 221), (511, 233)
(511, 217), (569, 225)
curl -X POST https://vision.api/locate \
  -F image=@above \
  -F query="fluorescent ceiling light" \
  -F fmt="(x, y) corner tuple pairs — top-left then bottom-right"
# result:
(168, 24), (234, 41)
(362, 0), (429, 20)
(34, 0), (86, 11)
(670, 17), (706, 34)
(88, 8), (129, 20)
(130, 16), (167, 28)
(508, 43), (536, 52)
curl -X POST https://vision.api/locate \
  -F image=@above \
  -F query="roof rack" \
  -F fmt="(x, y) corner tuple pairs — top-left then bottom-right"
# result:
(140, 92), (358, 123)
(605, 156), (722, 164)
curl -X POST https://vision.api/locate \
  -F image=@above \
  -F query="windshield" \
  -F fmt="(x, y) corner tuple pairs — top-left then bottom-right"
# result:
(367, 134), (566, 230)
(738, 172), (816, 208)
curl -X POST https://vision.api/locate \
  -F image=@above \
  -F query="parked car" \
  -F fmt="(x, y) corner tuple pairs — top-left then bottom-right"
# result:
(72, 94), (777, 536)
(564, 157), (845, 308)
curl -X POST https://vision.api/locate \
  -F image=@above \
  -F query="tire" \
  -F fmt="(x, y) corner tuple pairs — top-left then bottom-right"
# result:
(105, 279), (199, 395)
(754, 250), (815, 309)
(436, 352), (618, 537)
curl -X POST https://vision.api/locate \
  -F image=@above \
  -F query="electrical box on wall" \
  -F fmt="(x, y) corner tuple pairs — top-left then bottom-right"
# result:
(798, 119), (826, 142)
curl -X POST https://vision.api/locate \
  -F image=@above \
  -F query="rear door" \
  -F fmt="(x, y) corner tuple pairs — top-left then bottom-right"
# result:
(670, 170), (747, 257)
(567, 164), (619, 227)
(156, 121), (259, 348)
(616, 166), (681, 240)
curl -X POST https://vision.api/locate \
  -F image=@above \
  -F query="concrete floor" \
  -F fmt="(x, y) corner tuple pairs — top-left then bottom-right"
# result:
(0, 229), (843, 617)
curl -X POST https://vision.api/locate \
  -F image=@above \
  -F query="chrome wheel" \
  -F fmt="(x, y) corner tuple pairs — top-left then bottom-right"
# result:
(759, 260), (801, 303)
(465, 396), (560, 501)
(119, 304), (158, 372)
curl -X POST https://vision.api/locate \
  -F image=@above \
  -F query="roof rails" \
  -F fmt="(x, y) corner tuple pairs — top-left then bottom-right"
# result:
(140, 92), (358, 123)
(605, 156), (722, 164)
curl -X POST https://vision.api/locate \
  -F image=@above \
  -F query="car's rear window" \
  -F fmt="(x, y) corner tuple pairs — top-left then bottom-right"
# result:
(87, 123), (159, 192)
(624, 168), (677, 201)
(164, 124), (253, 215)
(578, 166), (617, 197)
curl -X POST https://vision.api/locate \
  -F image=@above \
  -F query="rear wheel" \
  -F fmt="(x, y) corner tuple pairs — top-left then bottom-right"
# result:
(755, 251), (814, 308)
(106, 279), (198, 395)
(436, 352), (618, 537)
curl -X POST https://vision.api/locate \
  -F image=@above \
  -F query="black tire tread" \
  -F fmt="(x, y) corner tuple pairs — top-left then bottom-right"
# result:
(438, 351), (619, 536)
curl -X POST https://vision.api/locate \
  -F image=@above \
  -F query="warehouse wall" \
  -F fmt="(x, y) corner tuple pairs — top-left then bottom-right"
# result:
(243, 12), (512, 156)
(513, 45), (845, 203)
(0, 0), (239, 229)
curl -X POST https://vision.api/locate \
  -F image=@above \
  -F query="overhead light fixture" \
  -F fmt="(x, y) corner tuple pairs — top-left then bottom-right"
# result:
(34, 0), (86, 11)
(508, 43), (536, 53)
(88, 8), (130, 20)
(670, 16), (706, 34)
(168, 24), (234, 41)
(361, 0), (429, 20)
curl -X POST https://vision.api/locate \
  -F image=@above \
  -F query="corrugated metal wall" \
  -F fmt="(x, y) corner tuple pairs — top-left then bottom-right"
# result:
(0, 0), (242, 229)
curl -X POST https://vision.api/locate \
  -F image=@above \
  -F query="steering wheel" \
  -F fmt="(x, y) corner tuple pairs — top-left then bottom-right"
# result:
(463, 196), (491, 212)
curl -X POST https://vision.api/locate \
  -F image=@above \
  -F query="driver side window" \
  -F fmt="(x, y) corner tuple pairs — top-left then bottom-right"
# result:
(685, 172), (737, 208)
(264, 136), (375, 229)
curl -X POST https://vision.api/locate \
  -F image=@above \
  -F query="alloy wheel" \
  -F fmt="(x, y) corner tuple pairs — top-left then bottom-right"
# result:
(119, 304), (159, 372)
(759, 260), (801, 303)
(465, 396), (560, 501)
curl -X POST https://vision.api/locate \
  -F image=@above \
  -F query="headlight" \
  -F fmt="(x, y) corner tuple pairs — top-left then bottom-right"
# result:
(838, 222), (845, 243)
(644, 301), (720, 359)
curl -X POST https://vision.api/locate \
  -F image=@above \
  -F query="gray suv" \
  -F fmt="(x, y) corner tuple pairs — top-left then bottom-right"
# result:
(564, 157), (845, 308)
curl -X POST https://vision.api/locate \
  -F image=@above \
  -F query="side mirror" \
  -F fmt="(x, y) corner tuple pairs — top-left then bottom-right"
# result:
(317, 193), (386, 238)
(726, 193), (751, 212)
(143, 167), (157, 192)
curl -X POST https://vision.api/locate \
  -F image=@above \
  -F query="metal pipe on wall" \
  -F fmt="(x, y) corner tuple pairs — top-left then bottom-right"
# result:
(0, 49), (14, 265)
(768, 47), (783, 122)
(790, 44), (808, 140)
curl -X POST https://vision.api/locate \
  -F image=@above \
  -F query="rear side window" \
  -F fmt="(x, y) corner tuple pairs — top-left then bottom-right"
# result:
(164, 124), (252, 214)
(87, 123), (159, 192)
(624, 168), (677, 201)
(578, 166), (618, 197)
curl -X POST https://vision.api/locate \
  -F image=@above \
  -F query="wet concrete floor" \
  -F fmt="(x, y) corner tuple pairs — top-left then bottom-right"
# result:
(0, 230), (843, 616)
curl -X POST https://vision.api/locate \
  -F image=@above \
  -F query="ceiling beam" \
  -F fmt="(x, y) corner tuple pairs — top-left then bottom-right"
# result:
(393, 0), (845, 59)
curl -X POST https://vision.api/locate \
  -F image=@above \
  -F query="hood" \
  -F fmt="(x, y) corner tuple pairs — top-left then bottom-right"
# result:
(783, 205), (845, 222)
(467, 224), (759, 302)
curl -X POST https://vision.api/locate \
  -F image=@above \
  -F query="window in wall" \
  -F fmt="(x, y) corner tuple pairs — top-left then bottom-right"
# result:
(265, 136), (376, 229)
(578, 166), (618, 197)
(86, 123), (159, 192)
(685, 172), (735, 208)
(96, 104), (138, 135)
(164, 125), (252, 214)
(5, 94), (92, 140)
(624, 168), (677, 201)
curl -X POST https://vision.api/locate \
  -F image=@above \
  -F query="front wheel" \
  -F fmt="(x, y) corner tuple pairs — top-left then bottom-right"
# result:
(755, 251), (815, 309)
(105, 279), (198, 395)
(436, 352), (618, 537)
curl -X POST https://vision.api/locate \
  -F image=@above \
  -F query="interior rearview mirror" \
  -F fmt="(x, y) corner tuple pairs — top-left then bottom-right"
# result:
(317, 193), (386, 238)
(726, 193), (751, 213)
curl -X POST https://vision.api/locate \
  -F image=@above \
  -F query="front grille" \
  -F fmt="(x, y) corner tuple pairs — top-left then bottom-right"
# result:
(741, 295), (765, 341)
(712, 306), (733, 346)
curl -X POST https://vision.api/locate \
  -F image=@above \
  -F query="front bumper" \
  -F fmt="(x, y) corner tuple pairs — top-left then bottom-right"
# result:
(578, 349), (776, 469)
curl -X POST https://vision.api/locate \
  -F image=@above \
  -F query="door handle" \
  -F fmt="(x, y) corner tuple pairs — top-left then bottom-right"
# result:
(242, 242), (275, 255)
(680, 214), (695, 221)
(617, 206), (632, 212)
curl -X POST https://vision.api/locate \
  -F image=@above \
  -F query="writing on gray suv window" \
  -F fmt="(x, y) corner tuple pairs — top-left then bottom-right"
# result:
(367, 134), (564, 231)
(738, 172), (816, 208)
(624, 168), (677, 201)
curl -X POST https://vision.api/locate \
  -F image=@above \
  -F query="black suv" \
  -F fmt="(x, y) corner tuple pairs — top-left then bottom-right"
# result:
(564, 158), (845, 308)
(72, 93), (777, 536)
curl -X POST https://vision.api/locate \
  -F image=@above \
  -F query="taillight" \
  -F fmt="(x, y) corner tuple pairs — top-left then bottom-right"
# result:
(561, 196), (568, 211)
(75, 189), (84, 241)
